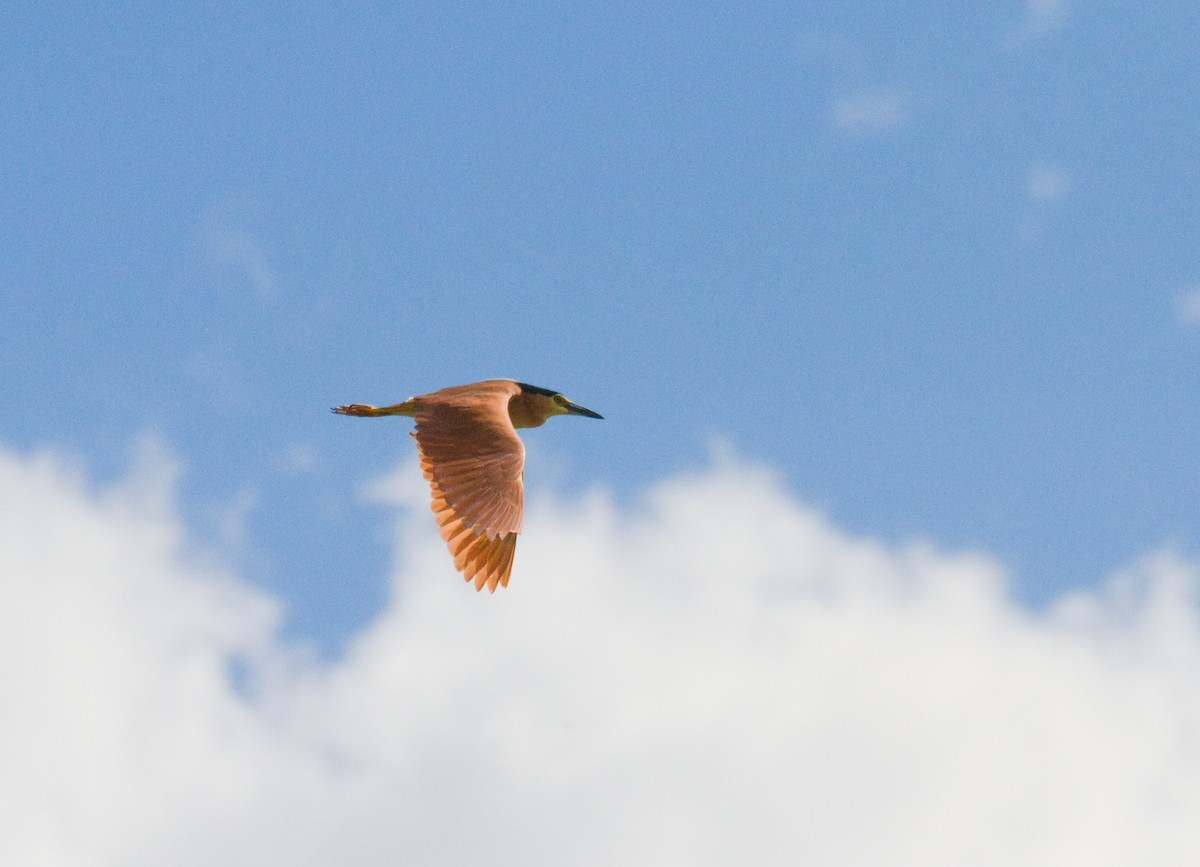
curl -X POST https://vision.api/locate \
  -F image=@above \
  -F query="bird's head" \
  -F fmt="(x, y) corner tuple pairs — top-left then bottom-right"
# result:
(510, 382), (604, 429)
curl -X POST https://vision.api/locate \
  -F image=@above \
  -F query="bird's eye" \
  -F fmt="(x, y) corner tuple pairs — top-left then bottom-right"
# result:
(553, 394), (567, 405)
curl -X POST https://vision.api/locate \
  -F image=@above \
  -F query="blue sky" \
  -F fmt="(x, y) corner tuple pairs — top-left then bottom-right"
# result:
(7, 5), (1200, 863)
(5, 2), (1200, 650)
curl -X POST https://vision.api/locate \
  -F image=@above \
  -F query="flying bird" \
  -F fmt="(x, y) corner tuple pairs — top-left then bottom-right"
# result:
(333, 379), (603, 592)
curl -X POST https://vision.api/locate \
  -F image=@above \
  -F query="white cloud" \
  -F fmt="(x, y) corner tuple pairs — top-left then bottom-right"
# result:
(830, 90), (907, 135)
(2, 443), (1200, 866)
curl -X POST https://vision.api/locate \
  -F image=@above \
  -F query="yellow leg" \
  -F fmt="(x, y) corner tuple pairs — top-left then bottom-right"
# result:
(331, 400), (416, 417)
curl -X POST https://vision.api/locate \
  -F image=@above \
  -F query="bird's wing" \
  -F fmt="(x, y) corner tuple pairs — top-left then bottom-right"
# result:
(413, 385), (524, 591)
(420, 462), (519, 591)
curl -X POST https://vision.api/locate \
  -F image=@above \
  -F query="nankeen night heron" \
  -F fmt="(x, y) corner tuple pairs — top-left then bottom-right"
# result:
(333, 379), (603, 592)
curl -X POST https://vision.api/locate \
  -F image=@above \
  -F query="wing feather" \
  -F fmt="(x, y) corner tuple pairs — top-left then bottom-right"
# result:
(412, 381), (524, 591)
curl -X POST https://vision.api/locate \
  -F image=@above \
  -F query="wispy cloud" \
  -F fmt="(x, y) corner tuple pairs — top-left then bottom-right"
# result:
(201, 207), (280, 304)
(1006, 0), (1072, 47)
(185, 345), (249, 406)
(1025, 161), (1072, 201)
(1176, 288), (1200, 326)
(795, 29), (867, 77)
(3, 444), (1200, 865)
(275, 443), (320, 477)
(794, 30), (911, 138)
(212, 230), (279, 302)
(1026, 0), (1071, 36)
(207, 485), (260, 553)
(829, 89), (907, 135)
(1018, 160), (1073, 243)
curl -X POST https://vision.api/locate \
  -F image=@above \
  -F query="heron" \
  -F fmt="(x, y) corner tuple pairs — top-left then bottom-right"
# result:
(333, 379), (603, 592)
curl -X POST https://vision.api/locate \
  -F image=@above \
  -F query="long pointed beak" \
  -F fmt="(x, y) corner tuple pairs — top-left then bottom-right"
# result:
(563, 400), (604, 419)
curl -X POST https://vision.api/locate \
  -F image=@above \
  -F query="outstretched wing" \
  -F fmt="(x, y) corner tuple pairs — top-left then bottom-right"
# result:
(412, 382), (524, 591)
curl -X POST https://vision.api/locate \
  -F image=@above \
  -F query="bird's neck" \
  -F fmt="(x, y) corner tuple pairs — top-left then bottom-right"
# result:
(507, 393), (549, 429)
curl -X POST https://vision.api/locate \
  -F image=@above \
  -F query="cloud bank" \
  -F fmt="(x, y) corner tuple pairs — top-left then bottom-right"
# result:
(2, 443), (1200, 866)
